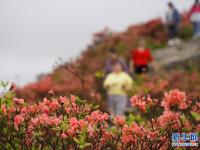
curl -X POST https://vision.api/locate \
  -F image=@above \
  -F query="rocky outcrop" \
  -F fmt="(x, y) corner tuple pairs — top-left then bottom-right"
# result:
(154, 39), (200, 70)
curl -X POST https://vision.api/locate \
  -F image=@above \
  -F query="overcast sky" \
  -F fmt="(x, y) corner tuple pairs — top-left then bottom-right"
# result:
(0, 0), (193, 86)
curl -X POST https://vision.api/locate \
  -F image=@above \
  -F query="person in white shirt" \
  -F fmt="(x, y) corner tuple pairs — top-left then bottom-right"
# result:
(189, 0), (200, 38)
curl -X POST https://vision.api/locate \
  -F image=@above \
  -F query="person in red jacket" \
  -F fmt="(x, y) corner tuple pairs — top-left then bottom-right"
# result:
(129, 39), (154, 74)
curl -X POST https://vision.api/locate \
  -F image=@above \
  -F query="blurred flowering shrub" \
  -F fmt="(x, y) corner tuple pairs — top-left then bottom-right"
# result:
(132, 70), (200, 100)
(0, 82), (199, 150)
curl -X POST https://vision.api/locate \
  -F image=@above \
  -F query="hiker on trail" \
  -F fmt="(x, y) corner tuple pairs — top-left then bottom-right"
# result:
(104, 48), (128, 75)
(189, 0), (200, 38)
(103, 62), (133, 118)
(166, 2), (181, 46)
(129, 39), (155, 75)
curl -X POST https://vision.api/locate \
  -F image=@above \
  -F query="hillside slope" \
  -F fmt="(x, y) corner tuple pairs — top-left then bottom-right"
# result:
(16, 13), (198, 102)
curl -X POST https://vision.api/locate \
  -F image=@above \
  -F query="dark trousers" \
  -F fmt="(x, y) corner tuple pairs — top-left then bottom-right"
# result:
(168, 24), (178, 39)
(134, 65), (148, 74)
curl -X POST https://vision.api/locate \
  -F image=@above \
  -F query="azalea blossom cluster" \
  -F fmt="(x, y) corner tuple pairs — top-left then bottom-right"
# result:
(0, 87), (199, 150)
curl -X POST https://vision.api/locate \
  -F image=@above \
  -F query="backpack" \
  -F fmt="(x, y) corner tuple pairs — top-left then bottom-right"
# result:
(173, 9), (181, 24)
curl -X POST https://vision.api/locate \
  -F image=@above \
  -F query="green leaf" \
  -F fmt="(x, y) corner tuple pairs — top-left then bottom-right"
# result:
(108, 126), (117, 133)
(73, 137), (81, 145)
(93, 105), (99, 110)
(191, 112), (200, 121)
(95, 71), (105, 78)
(126, 114), (143, 125)
(143, 88), (150, 94)
(80, 143), (91, 149)
(76, 97), (87, 105)
(60, 121), (69, 131)
(180, 114), (186, 123)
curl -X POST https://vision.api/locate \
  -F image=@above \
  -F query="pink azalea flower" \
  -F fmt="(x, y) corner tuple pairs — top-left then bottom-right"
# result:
(180, 102), (188, 110)
(21, 107), (28, 114)
(59, 96), (69, 105)
(28, 105), (37, 114)
(154, 99), (159, 105)
(31, 118), (39, 126)
(130, 96), (139, 107)
(13, 98), (24, 104)
(70, 95), (76, 103)
(60, 132), (67, 139)
(122, 135), (133, 145)
(48, 90), (54, 95)
(147, 131), (158, 140)
(43, 98), (50, 106)
(26, 125), (34, 138)
(130, 96), (146, 112)
(79, 119), (86, 129)
(49, 99), (59, 111)
(7, 107), (16, 114)
(122, 124), (132, 133)
(50, 117), (62, 126)
(100, 131), (111, 145)
(196, 102), (200, 108)
(138, 101), (146, 112)
(65, 107), (71, 113)
(69, 117), (79, 129)
(14, 114), (24, 131)
(162, 89), (187, 111)
(42, 106), (50, 114)
(147, 95), (153, 105)
(131, 123), (143, 135)
(87, 125), (95, 137)
(113, 115), (125, 126)
(71, 102), (77, 112)
(100, 113), (109, 121)
(39, 114), (49, 124)
(158, 111), (180, 128)
(67, 128), (76, 137)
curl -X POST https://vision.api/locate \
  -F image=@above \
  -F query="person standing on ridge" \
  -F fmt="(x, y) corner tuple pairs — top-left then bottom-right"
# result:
(166, 2), (181, 46)
(189, 0), (200, 38)
(129, 39), (155, 75)
(104, 62), (133, 118)
(104, 48), (128, 75)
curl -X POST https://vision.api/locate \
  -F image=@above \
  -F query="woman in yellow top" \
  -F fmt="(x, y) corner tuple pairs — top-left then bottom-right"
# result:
(104, 62), (133, 118)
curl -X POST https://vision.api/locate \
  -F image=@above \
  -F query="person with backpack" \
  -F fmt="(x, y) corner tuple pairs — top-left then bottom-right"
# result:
(166, 2), (181, 46)
(189, 0), (200, 38)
